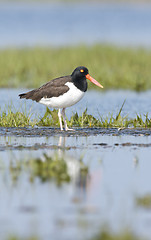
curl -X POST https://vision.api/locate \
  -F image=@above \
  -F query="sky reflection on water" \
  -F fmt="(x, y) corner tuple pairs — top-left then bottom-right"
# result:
(0, 133), (151, 239)
(0, 3), (151, 48)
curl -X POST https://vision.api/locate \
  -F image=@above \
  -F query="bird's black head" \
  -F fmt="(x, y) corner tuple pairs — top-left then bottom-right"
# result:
(71, 66), (103, 91)
(71, 66), (88, 92)
(71, 66), (89, 78)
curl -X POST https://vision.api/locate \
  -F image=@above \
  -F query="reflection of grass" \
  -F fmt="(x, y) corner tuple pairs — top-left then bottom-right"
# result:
(7, 230), (142, 240)
(10, 153), (70, 185)
(6, 229), (144, 240)
(7, 237), (38, 240)
(28, 153), (71, 184)
(1, 105), (151, 128)
(91, 229), (143, 240)
(9, 153), (89, 185)
(1, 45), (151, 91)
(135, 194), (151, 209)
(7, 229), (143, 240)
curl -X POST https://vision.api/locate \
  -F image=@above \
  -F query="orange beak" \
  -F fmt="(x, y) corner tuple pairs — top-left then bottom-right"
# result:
(86, 74), (103, 88)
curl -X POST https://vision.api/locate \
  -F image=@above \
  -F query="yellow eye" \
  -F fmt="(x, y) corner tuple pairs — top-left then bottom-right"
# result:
(80, 69), (84, 73)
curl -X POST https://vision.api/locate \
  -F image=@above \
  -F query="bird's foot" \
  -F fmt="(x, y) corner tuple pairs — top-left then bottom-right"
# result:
(65, 126), (75, 131)
(59, 126), (74, 131)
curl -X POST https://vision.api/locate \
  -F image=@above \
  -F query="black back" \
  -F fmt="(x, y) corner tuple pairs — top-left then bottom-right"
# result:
(19, 66), (89, 102)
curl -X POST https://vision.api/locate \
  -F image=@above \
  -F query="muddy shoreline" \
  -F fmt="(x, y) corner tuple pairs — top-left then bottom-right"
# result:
(1, 127), (151, 137)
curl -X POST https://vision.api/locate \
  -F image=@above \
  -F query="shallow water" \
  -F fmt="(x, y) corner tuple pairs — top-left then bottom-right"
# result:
(0, 2), (151, 48)
(0, 89), (151, 239)
(0, 130), (151, 239)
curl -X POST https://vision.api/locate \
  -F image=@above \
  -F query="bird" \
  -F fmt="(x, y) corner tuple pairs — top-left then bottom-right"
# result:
(19, 66), (103, 131)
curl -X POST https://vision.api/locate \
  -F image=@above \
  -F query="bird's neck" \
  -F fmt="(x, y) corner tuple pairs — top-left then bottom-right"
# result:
(72, 76), (87, 92)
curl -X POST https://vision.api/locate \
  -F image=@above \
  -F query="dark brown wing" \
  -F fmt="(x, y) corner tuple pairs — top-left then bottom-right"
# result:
(19, 75), (72, 102)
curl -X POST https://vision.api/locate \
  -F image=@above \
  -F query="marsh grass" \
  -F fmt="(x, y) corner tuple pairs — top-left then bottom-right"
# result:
(1, 103), (151, 128)
(38, 108), (59, 127)
(0, 105), (36, 127)
(1, 45), (151, 91)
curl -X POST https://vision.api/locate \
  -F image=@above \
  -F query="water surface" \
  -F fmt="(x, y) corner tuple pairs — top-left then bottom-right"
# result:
(0, 2), (151, 48)
(0, 131), (151, 240)
(1, 89), (151, 239)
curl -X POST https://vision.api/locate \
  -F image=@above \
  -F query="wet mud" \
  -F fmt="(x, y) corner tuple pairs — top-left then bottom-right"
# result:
(1, 127), (151, 137)
(1, 127), (151, 151)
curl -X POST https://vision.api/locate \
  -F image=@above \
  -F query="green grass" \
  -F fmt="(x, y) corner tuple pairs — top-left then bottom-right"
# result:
(1, 104), (151, 128)
(0, 105), (36, 127)
(1, 45), (151, 91)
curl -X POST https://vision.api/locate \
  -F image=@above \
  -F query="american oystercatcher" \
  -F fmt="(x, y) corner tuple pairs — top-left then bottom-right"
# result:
(19, 66), (103, 131)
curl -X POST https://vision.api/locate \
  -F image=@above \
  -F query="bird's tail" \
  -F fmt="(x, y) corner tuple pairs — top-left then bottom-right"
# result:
(19, 90), (37, 101)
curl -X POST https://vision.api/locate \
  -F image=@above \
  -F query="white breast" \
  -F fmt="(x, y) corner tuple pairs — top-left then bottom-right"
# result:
(39, 82), (85, 108)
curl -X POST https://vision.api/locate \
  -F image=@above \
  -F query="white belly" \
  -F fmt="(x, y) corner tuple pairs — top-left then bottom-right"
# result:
(39, 82), (85, 108)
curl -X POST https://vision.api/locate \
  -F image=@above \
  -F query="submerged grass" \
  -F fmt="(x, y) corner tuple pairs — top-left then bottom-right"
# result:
(1, 104), (151, 128)
(1, 45), (151, 91)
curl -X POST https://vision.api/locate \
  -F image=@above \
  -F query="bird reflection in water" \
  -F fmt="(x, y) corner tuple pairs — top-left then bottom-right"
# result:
(57, 135), (90, 201)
